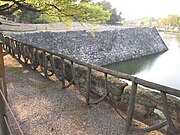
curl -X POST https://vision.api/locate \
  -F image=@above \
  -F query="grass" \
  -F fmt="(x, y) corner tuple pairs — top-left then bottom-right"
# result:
(36, 82), (51, 91)
(62, 103), (73, 111)
(73, 113), (87, 127)
(7, 66), (23, 74)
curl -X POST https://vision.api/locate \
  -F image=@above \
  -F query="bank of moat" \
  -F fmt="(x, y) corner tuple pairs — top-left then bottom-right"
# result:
(4, 27), (168, 65)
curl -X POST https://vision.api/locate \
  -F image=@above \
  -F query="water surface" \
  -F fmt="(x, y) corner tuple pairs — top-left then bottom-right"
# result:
(105, 33), (180, 89)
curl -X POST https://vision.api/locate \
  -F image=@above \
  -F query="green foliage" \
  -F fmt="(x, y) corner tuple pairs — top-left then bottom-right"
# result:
(94, 0), (123, 25)
(34, 14), (59, 24)
(95, 0), (112, 11)
(125, 15), (180, 29)
(8, 66), (23, 74)
(36, 82), (51, 91)
(17, 10), (41, 23)
(132, 17), (158, 27)
(16, 10), (59, 23)
(159, 14), (180, 27)
(124, 15), (180, 31)
(107, 9), (122, 25)
(77, 3), (110, 23)
(0, 0), (110, 25)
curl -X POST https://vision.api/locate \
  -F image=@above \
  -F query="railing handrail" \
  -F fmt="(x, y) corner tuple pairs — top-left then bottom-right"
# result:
(2, 34), (180, 98)
(1, 33), (179, 134)
(0, 79), (24, 135)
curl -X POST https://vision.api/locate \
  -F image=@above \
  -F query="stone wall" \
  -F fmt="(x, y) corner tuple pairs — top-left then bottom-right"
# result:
(66, 64), (180, 133)
(4, 27), (168, 65)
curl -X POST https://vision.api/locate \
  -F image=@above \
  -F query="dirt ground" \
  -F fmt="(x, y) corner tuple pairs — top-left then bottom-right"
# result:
(0, 20), (165, 134)
(1, 53), (165, 135)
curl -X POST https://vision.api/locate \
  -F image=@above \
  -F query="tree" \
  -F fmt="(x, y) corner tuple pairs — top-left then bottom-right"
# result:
(94, 0), (123, 25)
(17, 10), (41, 23)
(0, 0), (110, 24)
(106, 9), (122, 25)
(95, 0), (112, 11)
(167, 15), (179, 27)
(134, 17), (158, 27)
(158, 14), (180, 27)
(158, 18), (169, 27)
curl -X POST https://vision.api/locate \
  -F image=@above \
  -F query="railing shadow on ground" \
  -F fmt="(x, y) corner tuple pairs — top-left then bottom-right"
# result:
(0, 33), (180, 135)
(0, 80), (24, 135)
(0, 40), (24, 135)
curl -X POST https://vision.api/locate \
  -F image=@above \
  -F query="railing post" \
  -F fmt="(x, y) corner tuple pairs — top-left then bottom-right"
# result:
(60, 58), (65, 88)
(86, 68), (91, 104)
(125, 79), (137, 132)
(43, 51), (48, 77)
(161, 92), (179, 135)
(0, 40), (9, 135)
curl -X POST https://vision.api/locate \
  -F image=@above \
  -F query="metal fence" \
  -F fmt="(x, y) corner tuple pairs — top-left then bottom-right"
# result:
(0, 34), (180, 134)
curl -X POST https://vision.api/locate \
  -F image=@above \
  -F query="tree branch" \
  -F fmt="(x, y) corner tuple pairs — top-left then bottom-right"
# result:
(12, 0), (41, 12)
(0, 3), (15, 12)
(0, 0), (42, 15)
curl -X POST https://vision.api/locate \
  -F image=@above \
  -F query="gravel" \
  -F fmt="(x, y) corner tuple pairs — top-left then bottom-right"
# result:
(4, 55), (155, 135)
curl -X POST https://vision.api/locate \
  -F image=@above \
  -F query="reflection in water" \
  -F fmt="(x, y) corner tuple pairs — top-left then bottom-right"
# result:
(176, 35), (180, 46)
(105, 53), (163, 74)
(105, 33), (180, 89)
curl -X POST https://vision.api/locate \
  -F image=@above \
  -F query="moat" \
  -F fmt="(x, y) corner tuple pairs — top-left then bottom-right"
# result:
(106, 33), (180, 89)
